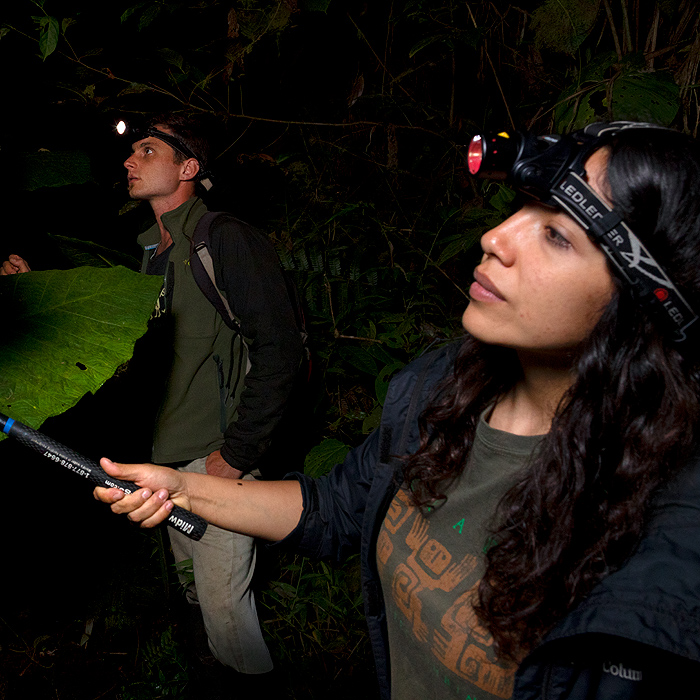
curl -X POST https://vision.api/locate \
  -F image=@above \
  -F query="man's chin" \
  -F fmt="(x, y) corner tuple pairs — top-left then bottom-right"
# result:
(127, 187), (146, 200)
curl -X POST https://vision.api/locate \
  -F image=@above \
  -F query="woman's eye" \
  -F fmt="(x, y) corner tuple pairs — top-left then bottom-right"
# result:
(145, 147), (153, 155)
(545, 226), (571, 249)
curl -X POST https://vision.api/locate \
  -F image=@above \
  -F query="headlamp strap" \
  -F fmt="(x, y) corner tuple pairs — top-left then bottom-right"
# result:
(551, 170), (698, 342)
(145, 127), (213, 191)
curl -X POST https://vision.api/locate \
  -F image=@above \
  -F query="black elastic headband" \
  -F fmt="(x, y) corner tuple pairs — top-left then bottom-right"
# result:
(548, 123), (697, 342)
(143, 127), (198, 162)
(143, 127), (213, 192)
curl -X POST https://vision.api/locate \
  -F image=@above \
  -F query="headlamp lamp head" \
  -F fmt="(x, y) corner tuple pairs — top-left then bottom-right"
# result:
(466, 121), (698, 343)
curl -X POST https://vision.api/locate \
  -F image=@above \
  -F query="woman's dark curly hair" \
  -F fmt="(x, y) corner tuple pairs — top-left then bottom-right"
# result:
(402, 126), (700, 661)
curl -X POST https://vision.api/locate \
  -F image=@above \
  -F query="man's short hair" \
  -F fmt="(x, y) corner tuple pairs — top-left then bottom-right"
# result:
(146, 113), (210, 171)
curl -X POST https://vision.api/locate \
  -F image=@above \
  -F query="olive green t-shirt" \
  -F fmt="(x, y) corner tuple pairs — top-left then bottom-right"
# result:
(377, 417), (543, 700)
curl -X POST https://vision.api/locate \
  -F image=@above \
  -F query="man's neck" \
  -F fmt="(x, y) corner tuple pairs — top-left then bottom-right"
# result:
(150, 189), (196, 252)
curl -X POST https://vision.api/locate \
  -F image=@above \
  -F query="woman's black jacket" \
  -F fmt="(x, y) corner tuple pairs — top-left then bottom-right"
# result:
(277, 341), (700, 699)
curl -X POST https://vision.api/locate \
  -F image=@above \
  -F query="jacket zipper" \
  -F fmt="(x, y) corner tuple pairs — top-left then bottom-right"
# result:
(214, 354), (227, 434)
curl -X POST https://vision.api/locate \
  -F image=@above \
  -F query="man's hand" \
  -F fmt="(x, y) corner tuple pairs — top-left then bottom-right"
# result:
(206, 449), (243, 480)
(94, 458), (190, 528)
(1, 255), (31, 276)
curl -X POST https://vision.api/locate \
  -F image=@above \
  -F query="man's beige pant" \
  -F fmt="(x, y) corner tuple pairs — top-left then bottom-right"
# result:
(168, 457), (273, 674)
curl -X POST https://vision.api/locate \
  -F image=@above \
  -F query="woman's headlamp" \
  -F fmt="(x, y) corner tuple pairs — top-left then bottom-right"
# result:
(467, 122), (698, 343)
(115, 119), (213, 191)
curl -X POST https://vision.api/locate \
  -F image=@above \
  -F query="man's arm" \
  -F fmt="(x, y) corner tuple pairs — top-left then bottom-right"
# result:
(208, 218), (303, 476)
(95, 458), (304, 541)
(1, 255), (31, 275)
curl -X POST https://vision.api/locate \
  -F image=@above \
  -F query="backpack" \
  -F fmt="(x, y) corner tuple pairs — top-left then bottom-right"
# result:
(189, 211), (310, 369)
(189, 212), (312, 476)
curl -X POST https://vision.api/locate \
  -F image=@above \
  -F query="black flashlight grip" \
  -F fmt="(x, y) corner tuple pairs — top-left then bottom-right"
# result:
(0, 413), (207, 541)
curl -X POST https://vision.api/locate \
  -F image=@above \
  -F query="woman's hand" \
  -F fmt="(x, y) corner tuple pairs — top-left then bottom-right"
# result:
(95, 458), (304, 540)
(94, 458), (189, 529)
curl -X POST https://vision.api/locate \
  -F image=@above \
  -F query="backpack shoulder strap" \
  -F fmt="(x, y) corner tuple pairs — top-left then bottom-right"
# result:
(190, 211), (311, 370)
(190, 211), (241, 333)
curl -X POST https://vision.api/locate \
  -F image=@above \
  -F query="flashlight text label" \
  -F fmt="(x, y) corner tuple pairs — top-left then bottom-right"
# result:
(168, 516), (194, 535)
(42, 450), (88, 478)
(104, 479), (133, 494)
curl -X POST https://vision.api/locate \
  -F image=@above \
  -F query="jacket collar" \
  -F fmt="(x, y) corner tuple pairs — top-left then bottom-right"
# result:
(136, 197), (207, 249)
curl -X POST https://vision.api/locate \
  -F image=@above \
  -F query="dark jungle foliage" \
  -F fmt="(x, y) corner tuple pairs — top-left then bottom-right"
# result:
(0, 1), (697, 697)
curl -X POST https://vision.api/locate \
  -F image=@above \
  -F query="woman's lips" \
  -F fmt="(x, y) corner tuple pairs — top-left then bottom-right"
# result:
(470, 270), (506, 301)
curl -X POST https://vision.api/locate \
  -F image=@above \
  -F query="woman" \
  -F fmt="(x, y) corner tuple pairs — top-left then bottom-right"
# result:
(95, 123), (700, 699)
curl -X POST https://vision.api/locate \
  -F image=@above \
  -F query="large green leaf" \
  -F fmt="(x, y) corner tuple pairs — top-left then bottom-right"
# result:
(555, 64), (680, 131)
(0, 266), (162, 439)
(48, 234), (140, 270)
(300, 0), (332, 12)
(610, 70), (679, 125)
(18, 150), (92, 191)
(304, 438), (351, 478)
(37, 15), (60, 60)
(531, 0), (600, 55)
(337, 346), (379, 375)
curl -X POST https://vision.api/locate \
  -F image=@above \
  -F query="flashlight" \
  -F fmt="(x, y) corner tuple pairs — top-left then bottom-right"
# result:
(467, 130), (568, 197)
(467, 132), (522, 178)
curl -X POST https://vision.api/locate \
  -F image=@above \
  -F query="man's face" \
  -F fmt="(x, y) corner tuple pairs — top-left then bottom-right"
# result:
(123, 127), (186, 201)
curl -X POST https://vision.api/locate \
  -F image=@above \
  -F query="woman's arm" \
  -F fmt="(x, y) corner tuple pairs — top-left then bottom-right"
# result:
(94, 458), (303, 541)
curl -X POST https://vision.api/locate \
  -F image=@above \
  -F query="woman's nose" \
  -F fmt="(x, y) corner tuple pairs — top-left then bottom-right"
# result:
(480, 214), (520, 267)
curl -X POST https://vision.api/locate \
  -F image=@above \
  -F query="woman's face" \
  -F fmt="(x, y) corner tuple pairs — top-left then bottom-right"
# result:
(462, 148), (616, 355)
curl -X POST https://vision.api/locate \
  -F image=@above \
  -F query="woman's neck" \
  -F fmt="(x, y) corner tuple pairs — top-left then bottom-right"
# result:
(488, 350), (575, 436)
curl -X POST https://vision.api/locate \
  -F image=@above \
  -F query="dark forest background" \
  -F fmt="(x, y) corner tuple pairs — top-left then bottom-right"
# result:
(0, 1), (698, 698)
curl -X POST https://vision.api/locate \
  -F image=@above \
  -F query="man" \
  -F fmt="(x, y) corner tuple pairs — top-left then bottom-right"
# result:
(4, 114), (303, 690)
(1, 254), (31, 274)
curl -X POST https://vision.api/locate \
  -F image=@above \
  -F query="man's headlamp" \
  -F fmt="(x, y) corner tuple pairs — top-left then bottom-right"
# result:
(116, 119), (213, 191)
(467, 122), (698, 343)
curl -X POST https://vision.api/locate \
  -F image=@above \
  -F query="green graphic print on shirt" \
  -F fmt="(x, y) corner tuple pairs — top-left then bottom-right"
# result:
(377, 418), (542, 700)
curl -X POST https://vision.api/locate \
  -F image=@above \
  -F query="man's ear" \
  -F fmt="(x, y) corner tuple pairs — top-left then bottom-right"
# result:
(180, 158), (200, 182)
